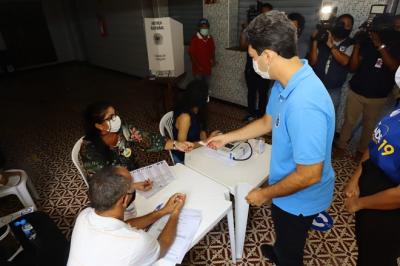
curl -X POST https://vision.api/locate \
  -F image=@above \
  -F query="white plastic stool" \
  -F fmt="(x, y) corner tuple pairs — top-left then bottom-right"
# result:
(0, 169), (38, 210)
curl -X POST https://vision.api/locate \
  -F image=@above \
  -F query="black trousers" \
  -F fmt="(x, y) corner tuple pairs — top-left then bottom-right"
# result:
(245, 68), (270, 117)
(271, 204), (317, 266)
(355, 209), (400, 266)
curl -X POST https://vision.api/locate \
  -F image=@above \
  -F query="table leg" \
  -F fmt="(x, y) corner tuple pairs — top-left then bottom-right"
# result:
(234, 183), (253, 259)
(227, 206), (236, 264)
(224, 192), (236, 264)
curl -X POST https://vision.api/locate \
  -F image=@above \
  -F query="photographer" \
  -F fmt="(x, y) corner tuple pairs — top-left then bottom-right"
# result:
(309, 14), (354, 119)
(335, 15), (400, 161)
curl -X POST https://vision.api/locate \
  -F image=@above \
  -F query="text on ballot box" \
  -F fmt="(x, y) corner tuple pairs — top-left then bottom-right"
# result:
(144, 17), (184, 77)
(130, 161), (176, 198)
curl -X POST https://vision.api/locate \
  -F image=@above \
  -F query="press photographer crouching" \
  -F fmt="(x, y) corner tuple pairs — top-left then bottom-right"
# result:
(309, 14), (354, 120)
(335, 14), (400, 160)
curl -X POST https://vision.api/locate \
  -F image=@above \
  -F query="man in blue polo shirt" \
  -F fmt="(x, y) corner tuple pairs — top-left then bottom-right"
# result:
(207, 11), (335, 265)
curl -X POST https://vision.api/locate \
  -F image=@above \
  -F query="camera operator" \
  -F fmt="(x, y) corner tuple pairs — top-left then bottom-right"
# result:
(309, 14), (354, 120)
(335, 15), (400, 161)
(240, 1), (273, 122)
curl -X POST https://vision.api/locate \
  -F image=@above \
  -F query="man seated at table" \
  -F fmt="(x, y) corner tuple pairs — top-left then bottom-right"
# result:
(67, 166), (186, 266)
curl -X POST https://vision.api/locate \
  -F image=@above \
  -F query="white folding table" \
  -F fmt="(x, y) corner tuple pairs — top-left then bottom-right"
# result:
(134, 163), (236, 265)
(185, 139), (271, 259)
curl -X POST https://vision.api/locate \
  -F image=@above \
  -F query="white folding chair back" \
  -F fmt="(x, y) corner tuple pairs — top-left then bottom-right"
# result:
(0, 169), (38, 210)
(71, 137), (89, 187)
(159, 111), (176, 164)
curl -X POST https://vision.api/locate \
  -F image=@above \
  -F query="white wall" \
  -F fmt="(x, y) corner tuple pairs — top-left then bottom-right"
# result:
(75, 0), (154, 77)
(333, 0), (389, 28)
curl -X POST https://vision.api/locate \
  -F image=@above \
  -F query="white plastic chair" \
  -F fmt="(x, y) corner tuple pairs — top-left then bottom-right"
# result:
(0, 169), (38, 210)
(159, 111), (176, 164)
(71, 137), (89, 187)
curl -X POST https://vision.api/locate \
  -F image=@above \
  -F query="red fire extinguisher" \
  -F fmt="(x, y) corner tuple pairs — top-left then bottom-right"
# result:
(97, 15), (107, 37)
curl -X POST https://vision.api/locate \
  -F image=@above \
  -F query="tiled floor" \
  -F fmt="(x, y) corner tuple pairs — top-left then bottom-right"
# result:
(0, 64), (359, 265)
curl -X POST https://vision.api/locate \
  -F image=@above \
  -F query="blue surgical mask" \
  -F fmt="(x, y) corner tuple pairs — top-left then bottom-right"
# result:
(200, 29), (209, 37)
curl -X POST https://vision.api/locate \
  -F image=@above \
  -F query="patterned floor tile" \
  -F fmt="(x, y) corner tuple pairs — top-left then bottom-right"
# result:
(0, 64), (360, 265)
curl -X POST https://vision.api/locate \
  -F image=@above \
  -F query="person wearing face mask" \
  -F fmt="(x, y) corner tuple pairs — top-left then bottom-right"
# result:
(343, 66), (400, 266)
(309, 14), (354, 124)
(80, 102), (194, 179)
(240, 2), (273, 122)
(67, 166), (186, 266)
(335, 15), (400, 161)
(188, 18), (215, 86)
(207, 11), (335, 265)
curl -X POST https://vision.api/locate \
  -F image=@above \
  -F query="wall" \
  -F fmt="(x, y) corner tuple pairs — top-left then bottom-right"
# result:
(203, 0), (248, 106)
(75, 0), (154, 77)
(42, 0), (83, 63)
(334, 0), (388, 28)
(239, 0), (321, 57)
(0, 0), (81, 65)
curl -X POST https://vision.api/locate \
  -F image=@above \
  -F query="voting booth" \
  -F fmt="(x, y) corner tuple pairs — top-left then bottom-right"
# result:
(144, 17), (184, 77)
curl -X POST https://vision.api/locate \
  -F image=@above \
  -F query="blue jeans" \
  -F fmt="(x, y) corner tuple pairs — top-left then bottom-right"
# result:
(193, 74), (211, 87)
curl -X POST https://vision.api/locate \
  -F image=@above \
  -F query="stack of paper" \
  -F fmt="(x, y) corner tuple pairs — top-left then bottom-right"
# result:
(147, 208), (202, 264)
(130, 161), (176, 198)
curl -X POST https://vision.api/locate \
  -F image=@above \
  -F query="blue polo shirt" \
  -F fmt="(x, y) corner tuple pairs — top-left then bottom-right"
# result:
(266, 59), (335, 216)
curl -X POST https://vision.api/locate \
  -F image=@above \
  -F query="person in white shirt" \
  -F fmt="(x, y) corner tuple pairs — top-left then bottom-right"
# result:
(67, 166), (186, 266)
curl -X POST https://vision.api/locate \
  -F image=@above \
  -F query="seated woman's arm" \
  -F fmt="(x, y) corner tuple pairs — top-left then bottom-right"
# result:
(175, 113), (191, 142)
(129, 124), (193, 152)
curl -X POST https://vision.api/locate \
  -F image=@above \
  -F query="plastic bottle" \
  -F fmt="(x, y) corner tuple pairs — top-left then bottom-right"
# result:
(14, 219), (37, 240)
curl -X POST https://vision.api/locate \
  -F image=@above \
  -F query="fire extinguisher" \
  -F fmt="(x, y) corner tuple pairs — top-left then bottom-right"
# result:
(97, 15), (107, 37)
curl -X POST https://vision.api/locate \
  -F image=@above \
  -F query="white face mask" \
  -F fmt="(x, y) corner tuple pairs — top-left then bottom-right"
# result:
(108, 115), (122, 133)
(395, 66), (400, 88)
(253, 57), (270, 80)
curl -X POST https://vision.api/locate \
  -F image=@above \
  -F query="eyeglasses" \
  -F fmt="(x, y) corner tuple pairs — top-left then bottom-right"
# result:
(126, 190), (136, 201)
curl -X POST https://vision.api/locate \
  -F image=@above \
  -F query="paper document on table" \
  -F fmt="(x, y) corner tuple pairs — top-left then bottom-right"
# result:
(130, 160), (176, 198)
(199, 147), (237, 166)
(147, 208), (202, 264)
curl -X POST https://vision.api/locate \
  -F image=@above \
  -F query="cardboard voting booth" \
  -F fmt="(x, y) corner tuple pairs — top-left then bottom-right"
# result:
(144, 17), (184, 77)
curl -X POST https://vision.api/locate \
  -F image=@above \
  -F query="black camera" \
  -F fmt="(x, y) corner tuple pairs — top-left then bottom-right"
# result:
(315, 18), (348, 43)
(355, 14), (400, 44)
(315, 20), (333, 43)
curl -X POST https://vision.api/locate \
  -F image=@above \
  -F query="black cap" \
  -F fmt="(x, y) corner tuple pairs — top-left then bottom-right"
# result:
(198, 18), (210, 27)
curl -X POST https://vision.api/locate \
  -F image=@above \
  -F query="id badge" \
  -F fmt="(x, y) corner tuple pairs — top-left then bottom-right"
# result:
(374, 58), (383, 68)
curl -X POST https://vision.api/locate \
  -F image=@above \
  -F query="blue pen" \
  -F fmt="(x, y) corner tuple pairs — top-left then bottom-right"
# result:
(155, 203), (163, 211)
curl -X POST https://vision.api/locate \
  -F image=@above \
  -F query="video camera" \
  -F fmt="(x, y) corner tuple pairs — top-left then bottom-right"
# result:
(354, 5), (400, 44)
(314, 4), (338, 43)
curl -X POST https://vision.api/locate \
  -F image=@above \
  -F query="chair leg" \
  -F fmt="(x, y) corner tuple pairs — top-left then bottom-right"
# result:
(26, 177), (40, 199)
(16, 184), (37, 210)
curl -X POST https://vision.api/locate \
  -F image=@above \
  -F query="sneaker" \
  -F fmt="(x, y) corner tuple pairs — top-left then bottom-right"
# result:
(260, 244), (278, 263)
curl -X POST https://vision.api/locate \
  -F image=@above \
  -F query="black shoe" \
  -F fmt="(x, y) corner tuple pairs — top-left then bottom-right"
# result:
(260, 244), (278, 263)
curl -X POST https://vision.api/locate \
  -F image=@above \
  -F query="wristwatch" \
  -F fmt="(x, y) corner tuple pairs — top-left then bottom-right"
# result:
(377, 44), (386, 51)
(173, 141), (177, 150)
